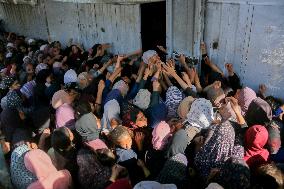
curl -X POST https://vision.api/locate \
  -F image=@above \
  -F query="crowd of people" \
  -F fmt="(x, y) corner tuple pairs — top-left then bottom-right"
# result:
(0, 31), (283, 189)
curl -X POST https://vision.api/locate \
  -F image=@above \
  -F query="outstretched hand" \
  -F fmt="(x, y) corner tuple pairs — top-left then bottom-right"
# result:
(162, 62), (176, 75)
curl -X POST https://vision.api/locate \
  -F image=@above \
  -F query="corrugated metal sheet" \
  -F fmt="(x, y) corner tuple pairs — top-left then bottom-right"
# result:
(204, 0), (284, 98)
(0, 0), (141, 53)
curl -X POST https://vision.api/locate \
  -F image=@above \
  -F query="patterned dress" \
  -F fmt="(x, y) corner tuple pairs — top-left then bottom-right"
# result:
(10, 144), (37, 189)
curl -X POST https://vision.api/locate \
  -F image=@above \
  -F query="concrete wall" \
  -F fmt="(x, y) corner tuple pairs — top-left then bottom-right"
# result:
(204, 0), (284, 98)
(0, 0), (141, 54)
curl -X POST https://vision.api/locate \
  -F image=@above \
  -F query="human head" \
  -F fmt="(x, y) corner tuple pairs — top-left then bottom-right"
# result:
(177, 96), (195, 120)
(235, 87), (257, 115)
(142, 50), (160, 64)
(74, 100), (92, 119)
(254, 163), (284, 189)
(152, 121), (171, 150)
(113, 80), (129, 97)
(71, 45), (79, 54)
(42, 54), (51, 65)
(132, 89), (151, 110)
(64, 69), (77, 85)
(77, 72), (89, 89)
(110, 126), (132, 150)
(185, 98), (214, 129)
(25, 63), (34, 74)
(122, 108), (147, 129)
(91, 44), (103, 57)
(51, 127), (74, 152)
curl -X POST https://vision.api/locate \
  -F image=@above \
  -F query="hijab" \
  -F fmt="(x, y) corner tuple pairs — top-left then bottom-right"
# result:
(165, 86), (183, 119)
(245, 97), (272, 126)
(194, 121), (237, 179)
(157, 153), (188, 187)
(113, 80), (129, 97)
(77, 148), (112, 189)
(214, 158), (250, 189)
(244, 125), (269, 169)
(185, 98), (214, 129)
(51, 90), (72, 109)
(152, 121), (171, 151)
(24, 149), (72, 189)
(75, 112), (100, 142)
(55, 103), (75, 128)
(237, 87), (257, 116)
(101, 99), (121, 129)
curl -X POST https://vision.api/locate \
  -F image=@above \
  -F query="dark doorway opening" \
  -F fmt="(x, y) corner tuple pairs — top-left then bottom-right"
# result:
(141, 1), (166, 53)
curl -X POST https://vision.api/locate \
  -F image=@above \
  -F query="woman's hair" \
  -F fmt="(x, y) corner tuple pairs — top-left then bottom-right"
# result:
(91, 44), (102, 57)
(254, 163), (284, 189)
(51, 127), (72, 152)
(74, 100), (92, 118)
(110, 126), (130, 146)
(96, 148), (116, 166)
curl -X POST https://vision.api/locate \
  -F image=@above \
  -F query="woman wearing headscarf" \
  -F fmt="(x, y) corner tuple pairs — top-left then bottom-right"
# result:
(47, 126), (78, 187)
(235, 87), (257, 116)
(101, 99), (121, 130)
(165, 98), (214, 158)
(165, 86), (183, 119)
(0, 90), (25, 143)
(245, 97), (272, 126)
(24, 149), (72, 189)
(0, 76), (20, 99)
(145, 121), (172, 178)
(33, 69), (53, 107)
(194, 121), (237, 181)
(52, 90), (75, 129)
(77, 146), (119, 189)
(74, 100), (103, 150)
(10, 143), (37, 189)
(210, 157), (250, 189)
(109, 126), (146, 185)
(156, 153), (188, 188)
(104, 79), (129, 105)
(244, 125), (269, 170)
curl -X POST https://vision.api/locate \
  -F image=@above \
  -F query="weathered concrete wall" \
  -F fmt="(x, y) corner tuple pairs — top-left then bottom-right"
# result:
(204, 0), (284, 98)
(0, 0), (141, 54)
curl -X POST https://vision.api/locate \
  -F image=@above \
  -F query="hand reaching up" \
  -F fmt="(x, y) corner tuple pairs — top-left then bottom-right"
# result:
(225, 63), (234, 76)
(162, 62), (176, 75)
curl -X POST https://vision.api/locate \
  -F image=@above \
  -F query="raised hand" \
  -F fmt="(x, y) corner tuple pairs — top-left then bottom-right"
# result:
(225, 63), (234, 76)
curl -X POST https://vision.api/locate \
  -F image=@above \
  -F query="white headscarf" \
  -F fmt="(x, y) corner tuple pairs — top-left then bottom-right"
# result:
(185, 98), (214, 129)
(142, 50), (157, 64)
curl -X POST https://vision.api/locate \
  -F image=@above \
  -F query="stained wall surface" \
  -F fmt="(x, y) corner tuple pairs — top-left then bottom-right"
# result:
(0, 0), (141, 54)
(204, 0), (284, 98)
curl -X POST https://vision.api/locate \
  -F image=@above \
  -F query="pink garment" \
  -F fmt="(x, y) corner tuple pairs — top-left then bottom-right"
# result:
(24, 149), (72, 189)
(244, 125), (269, 169)
(237, 87), (257, 116)
(51, 90), (72, 109)
(86, 139), (108, 151)
(152, 121), (171, 150)
(56, 103), (75, 128)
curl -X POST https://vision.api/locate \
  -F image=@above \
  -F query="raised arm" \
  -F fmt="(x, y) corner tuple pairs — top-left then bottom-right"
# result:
(162, 62), (189, 90)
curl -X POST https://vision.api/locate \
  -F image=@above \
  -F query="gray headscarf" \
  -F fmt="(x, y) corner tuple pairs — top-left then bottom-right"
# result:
(75, 112), (100, 142)
(101, 99), (121, 130)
